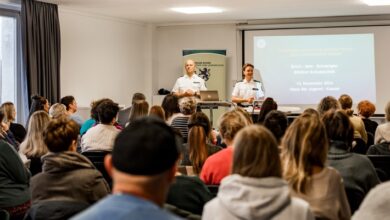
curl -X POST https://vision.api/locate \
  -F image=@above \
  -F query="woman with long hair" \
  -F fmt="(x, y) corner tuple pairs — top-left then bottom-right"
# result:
(26, 95), (49, 128)
(203, 125), (313, 219)
(257, 97), (277, 123)
(339, 94), (367, 144)
(128, 100), (149, 125)
(281, 113), (350, 219)
(162, 94), (181, 125)
(0, 102), (26, 143)
(181, 112), (221, 174)
(19, 110), (51, 176)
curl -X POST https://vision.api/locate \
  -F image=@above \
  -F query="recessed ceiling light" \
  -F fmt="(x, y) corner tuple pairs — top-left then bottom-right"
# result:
(171, 7), (223, 14)
(362, 0), (390, 6)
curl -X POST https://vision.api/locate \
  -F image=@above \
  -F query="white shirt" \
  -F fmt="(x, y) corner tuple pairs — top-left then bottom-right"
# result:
(81, 124), (120, 152)
(232, 79), (265, 100)
(172, 74), (207, 94)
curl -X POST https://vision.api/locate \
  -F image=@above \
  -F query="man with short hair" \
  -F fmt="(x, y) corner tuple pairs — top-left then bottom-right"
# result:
(172, 59), (207, 98)
(117, 92), (146, 127)
(60, 95), (84, 126)
(73, 117), (182, 220)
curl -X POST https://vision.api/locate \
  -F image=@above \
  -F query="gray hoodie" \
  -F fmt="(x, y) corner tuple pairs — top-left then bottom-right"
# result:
(202, 174), (314, 220)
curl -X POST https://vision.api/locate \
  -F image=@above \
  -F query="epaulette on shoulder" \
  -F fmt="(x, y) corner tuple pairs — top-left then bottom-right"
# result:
(254, 80), (261, 83)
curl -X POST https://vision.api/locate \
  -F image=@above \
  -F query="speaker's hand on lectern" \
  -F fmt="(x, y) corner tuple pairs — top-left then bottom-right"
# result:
(247, 97), (255, 104)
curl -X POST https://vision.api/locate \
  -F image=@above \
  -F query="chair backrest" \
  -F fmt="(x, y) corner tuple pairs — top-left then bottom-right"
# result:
(206, 185), (219, 198)
(344, 187), (365, 214)
(367, 155), (390, 182)
(367, 132), (374, 147)
(351, 138), (368, 155)
(24, 200), (89, 220)
(0, 209), (9, 220)
(81, 150), (112, 188)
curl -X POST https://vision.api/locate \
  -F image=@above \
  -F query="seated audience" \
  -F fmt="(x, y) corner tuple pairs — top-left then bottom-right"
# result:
(162, 94), (182, 125)
(81, 100), (120, 152)
(339, 94), (368, 144)
(27, 95), (49, 127)
(203, 125), (314, 220)
(317, 96), (339, 116)
(19, 111), (50, 176)
(0, 102), (26, 143)
(257, 97), (277, 123)
(117, 92), (146, 127)
(80, 98), (113, 136)
(357, 100), (378, 138)
(72, 117), (181, 220)
(31, 118), (109, 204)
(352, 181), (390, 219)
(128, 100), (149, 126)
(48, 103), (68, 119)
(171, 97), (196, 142)
(200, 109), (250, 185)
(149, 105), (166, 121)
(60, 95), (84, 126)
(180, 112), (222, 174)
(375, 101), (390, 144)
(0, 109), (19, 150)
(322, 110), (380, 213)
(263, 110), (288, 144)
(281, 113), (351, 219)
(0, 140), (31, 220)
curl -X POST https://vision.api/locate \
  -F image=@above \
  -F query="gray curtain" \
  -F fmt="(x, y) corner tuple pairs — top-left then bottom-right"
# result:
(21, 0), (61, 106)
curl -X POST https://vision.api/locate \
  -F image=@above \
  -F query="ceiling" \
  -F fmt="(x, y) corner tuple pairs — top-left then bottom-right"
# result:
(38, 0), (390, 25)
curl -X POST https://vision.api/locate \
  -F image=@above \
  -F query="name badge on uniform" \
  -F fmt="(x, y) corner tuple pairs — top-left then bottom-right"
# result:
(193, 81), (200, 84)
(252, 88), (259, 91)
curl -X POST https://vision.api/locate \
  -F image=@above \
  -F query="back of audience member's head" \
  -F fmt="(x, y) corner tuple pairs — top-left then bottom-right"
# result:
(317, 96), (340, 116)
(385, 101), (390, 122)
(187, 112), (211, 174)
(234, 107), (253, 124)
(257, 97), (277, 123)
(357, 100), (376, 119)
(97, 100), (120, 125)
(60, 95), (75, 111)
(263, 110), (288, 143)
(44, 118), (79, 152)
(233, 125), (281, 178)
(112, 117), (180, 176)
(179, 97), (196, 115)
(20, 111), (50, 157)
(49, 103), (68, 119)
(303, 108), (320, 118)
(29, 95), (48, 114)
(321, 110), (354, 148)
(0, 102), (15, 123)
(129, 100), (149, 123)
(161, 94), (180, 120)
(131, 93), (146, 104)
(90, 98), (113, 121)
(338, 94), (354, 116)
(281, 113), (328, 193)
(218, 110), (250, 143)
(149, 105), (165, 121)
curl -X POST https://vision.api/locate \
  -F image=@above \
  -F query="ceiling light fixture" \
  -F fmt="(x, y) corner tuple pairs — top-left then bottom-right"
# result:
(362, 0), (390, 6)
(171, 7), (223, 14)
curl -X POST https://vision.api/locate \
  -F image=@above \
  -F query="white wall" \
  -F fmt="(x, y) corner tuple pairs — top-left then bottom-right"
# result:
(155, 24), (240, 99)
(59, 9), (151, 108)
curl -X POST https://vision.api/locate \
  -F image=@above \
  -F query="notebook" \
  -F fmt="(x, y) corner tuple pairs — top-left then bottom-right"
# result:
(199, 90), (219, 101)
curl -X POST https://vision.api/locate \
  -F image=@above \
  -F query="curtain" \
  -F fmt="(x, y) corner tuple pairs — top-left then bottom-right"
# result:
(21, 0), (61, 106)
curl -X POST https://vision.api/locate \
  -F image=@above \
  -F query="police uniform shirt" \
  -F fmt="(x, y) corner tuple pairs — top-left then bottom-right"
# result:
(172, 74), (207, 94)
(232, 79), (264, 100)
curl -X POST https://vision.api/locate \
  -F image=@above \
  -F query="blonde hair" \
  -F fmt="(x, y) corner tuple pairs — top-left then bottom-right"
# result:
(49, 103), (67, 119)
(218, 110), (250, 142)
(281, 113), (328, 193)
(20, 110), (50, 158)
(129, 100), (149, 123)
(179, 97), (196, 115)
(386, 101), (390, 122)
(0, 102), (15, 123)
(233, 125), (281, 178)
